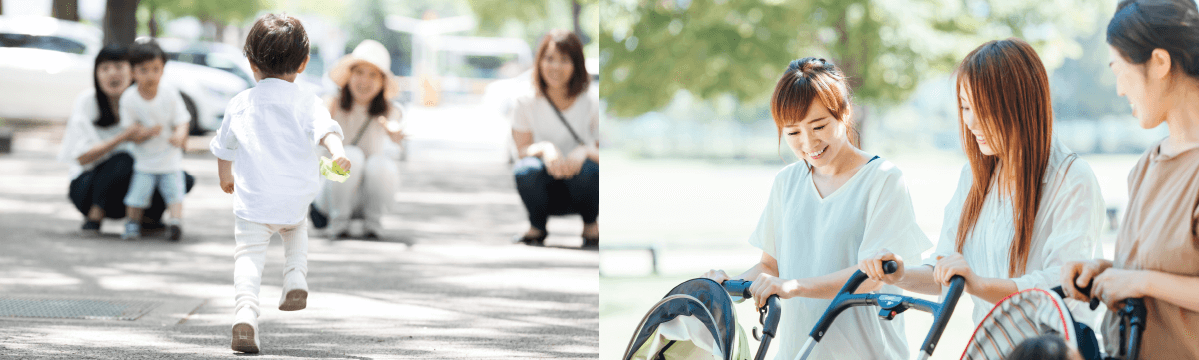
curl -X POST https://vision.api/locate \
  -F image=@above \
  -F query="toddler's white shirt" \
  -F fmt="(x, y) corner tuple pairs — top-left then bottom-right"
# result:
(118, 83), (189, 173)
(209, 78), (344, 225)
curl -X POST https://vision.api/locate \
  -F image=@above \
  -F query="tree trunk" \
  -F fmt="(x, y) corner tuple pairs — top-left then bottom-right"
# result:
(52, 0), (79, 22)
(214, 21), (226, 43)
(103, 0), (140, 46)
(148, 4), (158, 38)
(572, 0), (590, 44)
(1, 0), (4, 15)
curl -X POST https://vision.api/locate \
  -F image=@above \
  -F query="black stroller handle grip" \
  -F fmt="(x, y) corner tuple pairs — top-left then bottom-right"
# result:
(723, 279), (753, 300)
(1050, 285), (1102, 310)
(720, 280), (782, 360)
(920, 275), (966, 356)
(754, 295), (781, 360)
(1121, 298), (1147, 360)
(839, 260), (899, 295)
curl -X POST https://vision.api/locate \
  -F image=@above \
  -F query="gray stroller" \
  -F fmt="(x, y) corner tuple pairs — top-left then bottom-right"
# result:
(621, 277), (781, 360)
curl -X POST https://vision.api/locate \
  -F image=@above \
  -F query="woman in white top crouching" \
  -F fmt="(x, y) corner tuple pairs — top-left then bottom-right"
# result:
(703, 57), (932, 360)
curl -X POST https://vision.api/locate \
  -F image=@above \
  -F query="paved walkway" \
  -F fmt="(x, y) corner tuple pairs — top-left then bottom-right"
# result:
(0, 104), (598, 359)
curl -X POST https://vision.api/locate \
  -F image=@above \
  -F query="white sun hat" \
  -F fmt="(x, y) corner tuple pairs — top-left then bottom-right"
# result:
(328, 39), (400, 100)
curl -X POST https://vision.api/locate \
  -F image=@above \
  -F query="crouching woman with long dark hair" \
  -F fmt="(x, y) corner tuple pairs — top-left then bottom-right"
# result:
(58, 44), (194, 235)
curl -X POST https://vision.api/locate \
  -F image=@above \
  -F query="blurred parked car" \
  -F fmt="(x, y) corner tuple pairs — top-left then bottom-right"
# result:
(0, 16), (252, 136)
(0, 15), (99, 122)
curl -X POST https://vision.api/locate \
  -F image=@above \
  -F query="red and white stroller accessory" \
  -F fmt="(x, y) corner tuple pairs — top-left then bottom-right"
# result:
(960, 285), (1146, 360)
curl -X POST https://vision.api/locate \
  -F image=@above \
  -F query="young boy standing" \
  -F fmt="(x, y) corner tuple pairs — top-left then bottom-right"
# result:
(120, 39), (189, 241)
(210, 14), (350, 353)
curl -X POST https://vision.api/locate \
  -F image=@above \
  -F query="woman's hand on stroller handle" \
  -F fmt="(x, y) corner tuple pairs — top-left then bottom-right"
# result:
(703, 269), (731, 284)
(860, 250), (904, 284)
(1059, 259), (1113, 310)
(745, 274), (801, 309)
(1092, 268), (1149, 312)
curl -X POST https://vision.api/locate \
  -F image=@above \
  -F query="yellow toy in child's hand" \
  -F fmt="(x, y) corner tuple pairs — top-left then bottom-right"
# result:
(320, 156), (350, 183)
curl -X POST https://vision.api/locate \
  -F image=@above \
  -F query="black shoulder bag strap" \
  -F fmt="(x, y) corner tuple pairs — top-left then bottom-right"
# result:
(545, 96), (586, 146)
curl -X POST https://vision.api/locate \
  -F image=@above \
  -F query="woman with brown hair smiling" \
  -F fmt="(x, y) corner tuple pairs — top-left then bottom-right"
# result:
(861, 38), (1106, 327)
(511, 29), (600, 248)
(703, 57), (931, 360)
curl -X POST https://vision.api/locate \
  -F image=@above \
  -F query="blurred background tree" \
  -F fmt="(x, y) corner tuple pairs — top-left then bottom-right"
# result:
(140, 0), (265, 39)
(600, 0), (1106, 119)
(52, 0), (77, 21)
(466, 0), (599, 57)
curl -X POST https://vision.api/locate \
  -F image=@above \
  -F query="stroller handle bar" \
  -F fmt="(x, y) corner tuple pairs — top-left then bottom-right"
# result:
(721, 280), (783, 360)
(1051, 285), (1147, 360)
(801, 260), (966, 359)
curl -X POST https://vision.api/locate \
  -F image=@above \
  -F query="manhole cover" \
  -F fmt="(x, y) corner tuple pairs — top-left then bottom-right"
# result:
(0, 297), (162, 321)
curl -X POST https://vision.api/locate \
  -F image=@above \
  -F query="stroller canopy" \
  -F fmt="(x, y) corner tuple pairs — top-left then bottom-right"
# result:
(623, 278), (747, 360)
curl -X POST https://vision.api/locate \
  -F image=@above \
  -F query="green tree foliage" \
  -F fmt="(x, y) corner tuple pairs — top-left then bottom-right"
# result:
(601, 0), (1109, 118)
(142, 0), (265, 27)
(466, 0), (599, 51)
(345, 0), (412, 76)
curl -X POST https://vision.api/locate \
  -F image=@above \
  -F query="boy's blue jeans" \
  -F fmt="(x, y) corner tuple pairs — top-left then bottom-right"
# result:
(513, 157), (599, 232)
(124, 170), (185, 209)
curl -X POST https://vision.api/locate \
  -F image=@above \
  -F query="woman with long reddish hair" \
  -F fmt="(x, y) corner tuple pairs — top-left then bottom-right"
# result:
(704, 57), (931, 360)
(860, 38), (1106, 326)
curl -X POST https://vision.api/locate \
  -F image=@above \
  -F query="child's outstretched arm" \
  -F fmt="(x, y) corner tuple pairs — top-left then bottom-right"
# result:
(218, 159), (234, 194)
(320, 133), (351, 171)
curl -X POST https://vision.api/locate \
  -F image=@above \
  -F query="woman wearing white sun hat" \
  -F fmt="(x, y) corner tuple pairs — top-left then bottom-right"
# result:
(310, 40), (405, 239)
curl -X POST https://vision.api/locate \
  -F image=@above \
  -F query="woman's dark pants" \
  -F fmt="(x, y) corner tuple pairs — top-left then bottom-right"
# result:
(68, 152), (195, 223)
(513, 157), (599, 232)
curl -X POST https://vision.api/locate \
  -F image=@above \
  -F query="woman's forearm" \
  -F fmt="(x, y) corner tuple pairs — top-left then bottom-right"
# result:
(76, 130), (130, 166)
(734, 262), (774, 281)
(894, 265), (944, 296)
(968, 277), (1018, 304)
(1143, 270), (1199, 312)
(791, 266), (886, 299)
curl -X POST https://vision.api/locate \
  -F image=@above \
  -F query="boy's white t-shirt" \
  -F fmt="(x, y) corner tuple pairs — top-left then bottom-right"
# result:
(511, 89), (599, 154)
(923, 138), (1105, 327)
(118, 83), (189, 174)
(748, 157), (931, 360)
(209, 78), (343, 225)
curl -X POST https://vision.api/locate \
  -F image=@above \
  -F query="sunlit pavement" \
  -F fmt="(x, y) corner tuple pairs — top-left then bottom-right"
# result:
(0, 103), (598, 358)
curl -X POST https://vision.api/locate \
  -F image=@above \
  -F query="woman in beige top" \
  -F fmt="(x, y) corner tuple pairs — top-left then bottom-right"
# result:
(310, 40), (405, 239)
(1060, 1), (1199, 358)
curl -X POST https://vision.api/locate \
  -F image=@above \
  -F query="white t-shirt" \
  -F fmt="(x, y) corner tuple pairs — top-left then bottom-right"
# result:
(923, 138), (1105, 327)
(209, 78), (343, 225)
(58, 89), (130, 179)
(749, 157), (932, 360)
(511, 89), (599, 155)
(118, 83), (189, 173)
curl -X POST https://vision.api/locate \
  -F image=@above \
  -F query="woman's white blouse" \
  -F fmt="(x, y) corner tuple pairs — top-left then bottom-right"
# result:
(511, 89), (599, 155)
(749, 157), (932, 360)
(923, 138), (1105, 326)
(57, 89), (129, 180)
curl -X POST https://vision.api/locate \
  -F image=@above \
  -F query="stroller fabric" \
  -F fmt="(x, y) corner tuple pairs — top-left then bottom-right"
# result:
(624, 279), (750, 360)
